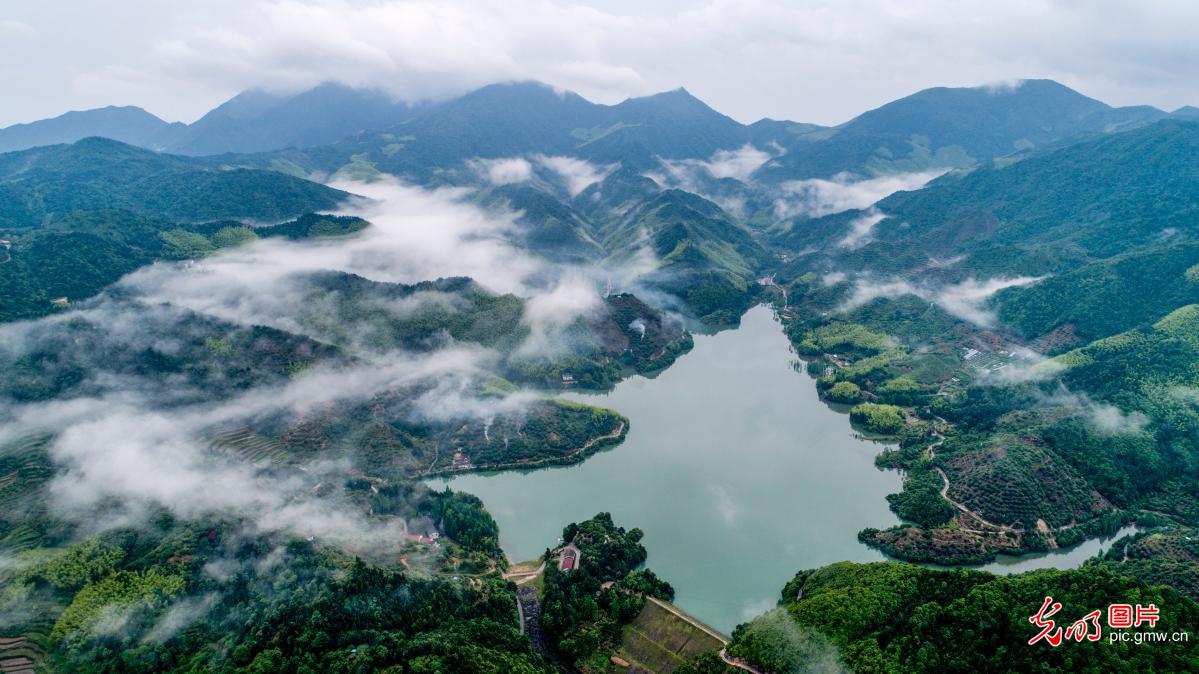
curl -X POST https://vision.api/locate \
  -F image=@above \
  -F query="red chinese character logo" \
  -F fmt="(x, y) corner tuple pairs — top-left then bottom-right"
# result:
(1029, 596), (1063, 647)
(1108, 604), (1134, 628)
(1136, 603), (1160, 628)
(1064, 609), (1102, 642)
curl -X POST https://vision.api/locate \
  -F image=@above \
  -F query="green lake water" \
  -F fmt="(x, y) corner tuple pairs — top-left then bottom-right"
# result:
(430, 304), (1135, 633)
(432, 304), (902, 632)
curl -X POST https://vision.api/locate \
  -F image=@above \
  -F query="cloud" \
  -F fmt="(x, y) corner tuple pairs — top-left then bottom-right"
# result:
(0, 172), (664, 555)
(707, 483), (738, 526)
(125, 178), (546, 334)
(142, 594), (220, 644)
(774, 170), (944, 220)
(842, 275), (1045, 327)
(469, 156), (534, 185)
(735, 608), (848, 674)
(975, 346), (1064, 384)
(648, 144), (776, 217)
(534, 154), (616, 196)
(980, 78), (1026, 93)
(0, 19), (33, 35)
(838, 208), (886, 249)
(10, 1), (1199, 129)
(518, 273), (604, 355)
(1088, 403), (1149, 435)
(1038, 387), (1149, 436)
(658, 143), (775, 186)
(467, 154), (614, 196)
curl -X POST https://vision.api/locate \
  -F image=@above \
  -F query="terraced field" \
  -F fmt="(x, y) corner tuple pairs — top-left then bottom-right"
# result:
(208, 427), (289, 464)
(0, 436), (54, 552)
(607, 599), (726, 673)
(0, 631), (48, 674)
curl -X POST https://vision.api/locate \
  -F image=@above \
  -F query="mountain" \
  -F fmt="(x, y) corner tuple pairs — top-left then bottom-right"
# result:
(477, 183), (607, 263)
(0, 83), (418, 157)
(767, 116), (1199, 579)
(758, 79), (1169, 181)
(3, 79), (1159, 188)
(571, 88), (752, 168)
(261, 82), (805, 181)
(164, 82), (419, 155)
(0, 136), (348, 227)
(800, 119), (1199, 344)
(1173, 105), (1199, 120)
(606, 189), (772, 324)
(0, 137), (354, 321)
(725, 561), (1199, 673)
(0, 105), (184, 153)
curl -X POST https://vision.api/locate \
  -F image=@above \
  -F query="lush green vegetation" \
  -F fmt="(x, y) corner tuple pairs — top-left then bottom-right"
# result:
(760, 79), (1162, 182)
(539, 513), (674, 667)
(825, 381), (862, 404)
(0, 137), (347, 227)
(794, 323), (892, 357)
(850, 403), (905, 434)
(0, 212), (369, 322)
(0, 136), (359, 322)
(730, 561), (1199, 673)
(422, 489), (501, 558)
(4, 527), (551, 673)
(886, 467), (955, 528)
(726, 608), (844, 674)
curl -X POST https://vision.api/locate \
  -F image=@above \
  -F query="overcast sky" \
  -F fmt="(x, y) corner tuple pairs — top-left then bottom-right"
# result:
(2, 0), (1198, 128)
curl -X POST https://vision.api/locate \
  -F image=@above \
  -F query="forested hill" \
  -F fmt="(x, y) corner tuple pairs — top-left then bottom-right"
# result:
(757, 79), (1168, 181)
(0, 137), (348, 226)
(783, 118), (1199, 346)
(726, 561), (1199, 673)
(0, 138), (355, 322)
(7, 78), (1178, 188)
(268, 82), (764, 180)
(0, 105), (184, 154)
(865, 118), (1199, 268)
(767, 111), (1199, 617)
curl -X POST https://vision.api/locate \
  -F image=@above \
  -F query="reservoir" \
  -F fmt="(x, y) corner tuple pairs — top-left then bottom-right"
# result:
(432, 304), (903, 633)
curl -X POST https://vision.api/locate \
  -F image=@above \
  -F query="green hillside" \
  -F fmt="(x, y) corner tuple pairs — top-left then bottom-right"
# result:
(727, 561), (1199, 673)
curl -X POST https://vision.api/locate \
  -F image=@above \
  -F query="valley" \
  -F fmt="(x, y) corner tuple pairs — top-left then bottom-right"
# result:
(2, 72), (1199, 672)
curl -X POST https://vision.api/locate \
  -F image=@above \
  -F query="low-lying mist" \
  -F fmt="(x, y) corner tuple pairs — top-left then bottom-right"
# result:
(0, 173), (667, 563)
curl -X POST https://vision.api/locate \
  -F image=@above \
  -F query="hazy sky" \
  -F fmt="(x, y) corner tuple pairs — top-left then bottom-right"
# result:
(3, 0), (1198, 128)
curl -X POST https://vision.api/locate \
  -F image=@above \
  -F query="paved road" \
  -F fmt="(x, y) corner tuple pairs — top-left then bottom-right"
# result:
(719, 648), (766, 674)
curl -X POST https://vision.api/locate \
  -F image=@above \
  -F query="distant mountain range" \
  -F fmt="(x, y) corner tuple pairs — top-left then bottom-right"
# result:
(756, 79), (1174, 180)
(5, 78), (1193, 184)
(0, 82), (420, 156)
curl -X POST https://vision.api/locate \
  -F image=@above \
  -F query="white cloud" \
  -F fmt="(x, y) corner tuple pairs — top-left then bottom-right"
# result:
(838, 208), (886, 249)
(469, 156), (534, 185)
(842, 275), (1045, 327)
(0, 347), (512, 551)
(0, 19), (33, 35)
(0, 172), (671, 549)
(8, 1), (1199, 128)
(976, 346), (1064, 384)
(775, 170), (944, 220)
(467, 154), (613, 196)
(518, 273), (603, 355)
(1088, 403), (1149, 435)
(534, 154), (615, 196)
(1039, 387), (1149, 436)
(980, 78), (1026, 94)
(659, 143), (775, 186)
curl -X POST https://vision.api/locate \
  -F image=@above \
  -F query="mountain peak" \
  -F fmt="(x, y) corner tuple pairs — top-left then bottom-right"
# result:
(0, 105), (177, 154)
(1172, 105), (1199, 119)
